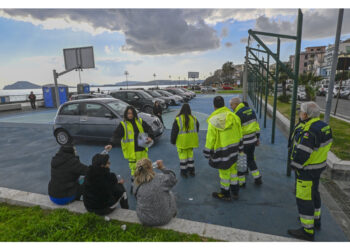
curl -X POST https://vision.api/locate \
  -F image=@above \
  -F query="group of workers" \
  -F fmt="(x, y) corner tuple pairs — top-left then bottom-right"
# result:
(48, 93), (332, 241)
(104, 95), (332, 241)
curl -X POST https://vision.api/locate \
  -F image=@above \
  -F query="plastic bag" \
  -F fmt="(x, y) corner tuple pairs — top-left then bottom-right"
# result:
(137, 133), (154, 148)
(237, 152), (247, 173)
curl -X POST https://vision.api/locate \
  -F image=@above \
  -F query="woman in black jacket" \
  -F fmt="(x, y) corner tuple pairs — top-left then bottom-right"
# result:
(83, 153), (129, 215)
(48, 145), (88, 205)
(153, 101), (164, 125)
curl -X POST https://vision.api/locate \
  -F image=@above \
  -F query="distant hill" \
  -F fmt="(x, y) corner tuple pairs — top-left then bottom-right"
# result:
(3, 81), (41, 90)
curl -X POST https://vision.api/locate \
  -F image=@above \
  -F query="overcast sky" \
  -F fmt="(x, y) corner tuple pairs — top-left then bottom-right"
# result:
(0, 8), (349, 87)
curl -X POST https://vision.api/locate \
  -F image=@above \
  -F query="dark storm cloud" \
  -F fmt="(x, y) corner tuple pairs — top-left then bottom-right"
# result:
(1, 9), (220, 55)
(245, 9), (350, 44)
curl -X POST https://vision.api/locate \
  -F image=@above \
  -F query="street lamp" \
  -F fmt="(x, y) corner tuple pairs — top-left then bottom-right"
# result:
(124, 70), (129, 89)
(153, 73), (157, 88)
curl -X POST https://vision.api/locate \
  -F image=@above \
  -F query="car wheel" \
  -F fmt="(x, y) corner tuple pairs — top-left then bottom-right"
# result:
(55, 129), (72, 145)
(143, 105), (153, 114)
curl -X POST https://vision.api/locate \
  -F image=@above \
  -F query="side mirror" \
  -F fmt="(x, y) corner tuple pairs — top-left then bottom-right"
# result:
(105, 113), (114, 119)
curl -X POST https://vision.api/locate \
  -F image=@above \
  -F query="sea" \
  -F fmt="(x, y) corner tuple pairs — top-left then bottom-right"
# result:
(0, 84), (181, 102)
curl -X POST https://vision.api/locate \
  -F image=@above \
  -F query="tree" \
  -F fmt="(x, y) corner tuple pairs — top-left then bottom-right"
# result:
(298, 72), (322, 101)
(221, 61), (235, 84)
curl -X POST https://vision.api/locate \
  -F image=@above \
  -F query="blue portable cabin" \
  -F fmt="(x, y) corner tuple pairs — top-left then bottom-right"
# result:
(77, 83), (90, 94)
(42, 84), (69, 108)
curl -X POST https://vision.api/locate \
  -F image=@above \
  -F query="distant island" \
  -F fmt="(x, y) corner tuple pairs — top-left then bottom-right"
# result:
(3, 81), (42, 90)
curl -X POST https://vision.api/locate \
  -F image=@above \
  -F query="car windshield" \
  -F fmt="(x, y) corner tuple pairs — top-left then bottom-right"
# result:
(171, 89), (183, 94)
(138, 91), (153, 99)
(146, 90), (162, 97)
(107, 100), (130, 116)
(158, 90), (172, 96)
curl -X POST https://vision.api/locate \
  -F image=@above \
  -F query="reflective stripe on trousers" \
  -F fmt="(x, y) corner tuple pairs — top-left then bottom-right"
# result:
(177, 148), (194, 170)
(219, 163), (238, 190)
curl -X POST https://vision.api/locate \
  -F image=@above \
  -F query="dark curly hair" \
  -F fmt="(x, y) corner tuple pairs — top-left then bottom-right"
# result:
(123, 106), (138, 121)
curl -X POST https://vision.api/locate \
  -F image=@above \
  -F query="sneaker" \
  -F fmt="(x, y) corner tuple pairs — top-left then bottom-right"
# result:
(287, 227), (314, 241)
(254, 177), (262, 185)
(314, 219), (321, 230)
(212, 192), (231, 201)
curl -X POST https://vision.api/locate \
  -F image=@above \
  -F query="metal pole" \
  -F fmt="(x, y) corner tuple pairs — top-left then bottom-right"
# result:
(287, 9), (303, 176)
(334, 66), (345, 115)
(53, 69), (61, 108)
(264, 55), (270, 128)
(271, 38), (280, 144)
(243, 47), (249, 101)
(324, 9), (344, 124)
(259, 57), (264, 118)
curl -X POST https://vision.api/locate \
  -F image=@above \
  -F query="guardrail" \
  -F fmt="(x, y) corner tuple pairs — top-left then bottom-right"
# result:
(0, 94), (43, 104)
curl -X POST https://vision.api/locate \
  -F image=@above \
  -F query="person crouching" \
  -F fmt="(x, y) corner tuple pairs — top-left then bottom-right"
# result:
(83, 153), (129, 215)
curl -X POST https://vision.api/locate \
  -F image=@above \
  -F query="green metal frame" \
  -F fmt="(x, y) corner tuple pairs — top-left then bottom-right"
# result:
(245, 9), (303, 176)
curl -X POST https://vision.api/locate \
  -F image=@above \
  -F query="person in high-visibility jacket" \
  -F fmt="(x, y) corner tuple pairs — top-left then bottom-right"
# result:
(105, 106), (154, 191)
(171, 103), (199, 178)
(230, 97), (262, 186)
(203, 96), (243, 201)
(287, 102), (333, 241)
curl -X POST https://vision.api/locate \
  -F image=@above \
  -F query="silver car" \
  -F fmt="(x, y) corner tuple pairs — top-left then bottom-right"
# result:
(53, 98), (164, 145)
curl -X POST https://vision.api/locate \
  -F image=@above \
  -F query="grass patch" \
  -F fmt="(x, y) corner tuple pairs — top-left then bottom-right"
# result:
(0, 203), (215, 242)
(217, 90), (243, 94)
(195, 90), (243, 94)
(266, 95), (350, 160)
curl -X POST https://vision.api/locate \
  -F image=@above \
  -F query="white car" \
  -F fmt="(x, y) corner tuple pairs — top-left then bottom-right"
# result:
(340, 86), (350, 99)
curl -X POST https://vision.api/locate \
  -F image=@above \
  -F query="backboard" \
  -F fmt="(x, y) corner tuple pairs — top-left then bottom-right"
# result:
(188, 72), (199, 79)
(63, 46), (95, 71)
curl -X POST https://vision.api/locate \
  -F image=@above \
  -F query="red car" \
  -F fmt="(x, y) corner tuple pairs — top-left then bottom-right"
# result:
(222, 86), (234, 90)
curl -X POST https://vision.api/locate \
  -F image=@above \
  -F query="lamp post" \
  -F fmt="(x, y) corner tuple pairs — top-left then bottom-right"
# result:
(124, 70), (129, 89)
(153, 73), (157, 88)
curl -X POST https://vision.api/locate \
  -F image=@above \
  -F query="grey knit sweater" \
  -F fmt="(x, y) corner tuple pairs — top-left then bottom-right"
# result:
(134, 169), (177, 226)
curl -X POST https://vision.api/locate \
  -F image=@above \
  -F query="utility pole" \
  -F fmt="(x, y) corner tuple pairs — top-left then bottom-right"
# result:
(324, 9), (344, 124)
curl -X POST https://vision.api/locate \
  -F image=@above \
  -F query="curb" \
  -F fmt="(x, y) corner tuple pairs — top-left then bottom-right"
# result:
(261, 99), (350, 178)
(0, 187), (296, 242)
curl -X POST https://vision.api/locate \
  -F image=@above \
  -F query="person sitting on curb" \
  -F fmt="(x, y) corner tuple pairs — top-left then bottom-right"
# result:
(48, 144), (88, 205)
(134, 158), (177, 226)
(83, 153), (129, 216)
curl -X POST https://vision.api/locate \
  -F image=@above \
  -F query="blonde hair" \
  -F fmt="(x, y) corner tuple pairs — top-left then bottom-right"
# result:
(134, 158), (155, 185)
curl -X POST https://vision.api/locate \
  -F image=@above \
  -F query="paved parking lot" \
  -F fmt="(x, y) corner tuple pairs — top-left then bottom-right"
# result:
(0, 94), (347, 241)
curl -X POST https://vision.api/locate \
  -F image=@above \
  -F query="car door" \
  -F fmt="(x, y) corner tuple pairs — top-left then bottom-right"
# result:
(79, 102), (119, 139)
(126, 92), (142, 109)
(56, 103), (82, 137)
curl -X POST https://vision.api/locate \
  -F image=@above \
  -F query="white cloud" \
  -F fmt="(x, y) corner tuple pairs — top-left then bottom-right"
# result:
(104, 45), (114, 55)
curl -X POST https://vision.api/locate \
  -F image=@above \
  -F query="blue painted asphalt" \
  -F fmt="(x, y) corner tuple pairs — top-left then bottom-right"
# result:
(0, 94), (347, 241)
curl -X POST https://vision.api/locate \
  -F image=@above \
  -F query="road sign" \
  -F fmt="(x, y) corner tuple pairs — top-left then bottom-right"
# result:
(63, 46), (95, 71)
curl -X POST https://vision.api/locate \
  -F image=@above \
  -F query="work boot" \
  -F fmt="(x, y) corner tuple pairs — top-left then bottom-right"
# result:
(287, 227), (314, 241)
(254, 176), (263, 185)
(212, 189), (231, 201)
(180, 169), (188, 178)
(230, 185), (239, 200)
(188, 167), (195, 177)
(314, 219), (321, 230)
